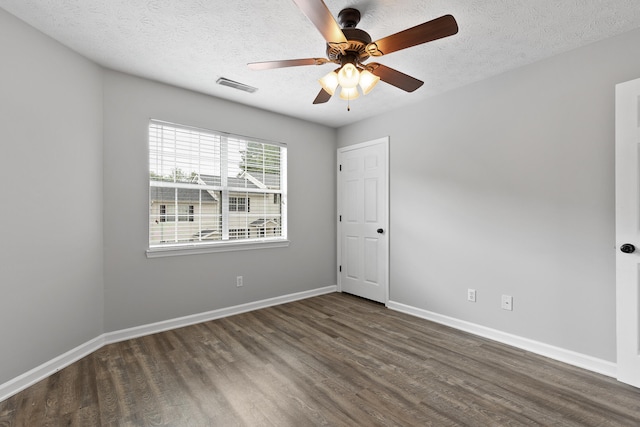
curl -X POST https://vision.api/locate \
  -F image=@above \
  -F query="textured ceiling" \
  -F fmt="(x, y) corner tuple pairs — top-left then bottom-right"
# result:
(2, 0), (640, 128)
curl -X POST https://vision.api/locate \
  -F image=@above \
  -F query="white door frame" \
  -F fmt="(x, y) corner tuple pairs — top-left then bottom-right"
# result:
(615, 78), (640, 388)
(337, 137), (390, 304)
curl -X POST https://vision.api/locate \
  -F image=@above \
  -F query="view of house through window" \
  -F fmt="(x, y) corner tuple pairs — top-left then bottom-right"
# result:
(148, 120), (287, 248)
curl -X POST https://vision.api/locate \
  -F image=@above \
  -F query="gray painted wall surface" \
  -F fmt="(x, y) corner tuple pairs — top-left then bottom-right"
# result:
(102, 71), (337, 332)
(337, 28), (640, 362)
(1, 6), (336, 386)
(0, 9), (104, 383)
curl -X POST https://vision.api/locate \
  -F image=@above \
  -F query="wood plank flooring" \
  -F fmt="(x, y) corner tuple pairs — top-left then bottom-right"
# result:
(1, 292), (639, 426)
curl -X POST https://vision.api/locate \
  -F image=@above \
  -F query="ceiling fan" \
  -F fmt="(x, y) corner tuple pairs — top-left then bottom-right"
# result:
(248, 0), (458, 107)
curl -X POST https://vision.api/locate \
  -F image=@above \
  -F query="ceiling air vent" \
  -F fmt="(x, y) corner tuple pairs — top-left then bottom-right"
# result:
(216, 77), (258, 93)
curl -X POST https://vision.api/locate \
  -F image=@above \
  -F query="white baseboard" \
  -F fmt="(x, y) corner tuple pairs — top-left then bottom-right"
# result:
(387, 300), (617, 378)
(0, 285), (337, 403)
(104, 285), (337, 344)
(3, 287), (614, 404)
(0, 335), (106, 403)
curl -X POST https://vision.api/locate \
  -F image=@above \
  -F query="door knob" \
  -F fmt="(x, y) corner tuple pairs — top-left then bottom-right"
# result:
(620, 243), (636, 254)
(377, 228), (384, 234)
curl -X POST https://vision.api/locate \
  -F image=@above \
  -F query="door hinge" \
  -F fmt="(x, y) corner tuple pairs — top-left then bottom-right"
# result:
(339, 265), (342, 272)
(339, 215), (342, 222)
(339, 164), (342, 171)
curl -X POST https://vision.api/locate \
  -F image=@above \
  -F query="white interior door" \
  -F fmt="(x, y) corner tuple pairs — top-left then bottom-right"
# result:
(337, 137), (389, 304)
(615, 77), (640, 388)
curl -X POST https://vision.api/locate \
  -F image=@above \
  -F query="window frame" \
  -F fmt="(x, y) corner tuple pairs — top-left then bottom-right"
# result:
(146, 120), (288, 258)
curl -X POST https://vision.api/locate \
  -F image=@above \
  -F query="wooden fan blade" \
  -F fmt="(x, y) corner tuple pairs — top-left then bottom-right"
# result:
(292, 0), (348, 44)
(248, 58), (329, 70)
(367, 63), (424, 92)
(313, 88), (332, 104)
(367, 15), (458, 57)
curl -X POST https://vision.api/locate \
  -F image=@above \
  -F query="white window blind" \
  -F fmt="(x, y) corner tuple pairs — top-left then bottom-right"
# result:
(148, 120), (287, 250)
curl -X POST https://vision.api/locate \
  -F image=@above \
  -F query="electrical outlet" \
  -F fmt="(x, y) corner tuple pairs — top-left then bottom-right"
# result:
(467, 289), (476, 302)
(236, 276), (243, 287)
(501, 295), (513, 311)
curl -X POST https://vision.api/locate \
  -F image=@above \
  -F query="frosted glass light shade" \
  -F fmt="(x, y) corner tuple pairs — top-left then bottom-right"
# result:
(358, 70), (380, 95)
(318, 71), (339, 95)
(337, 63), (360, 89)
(339, 86), (360, 100)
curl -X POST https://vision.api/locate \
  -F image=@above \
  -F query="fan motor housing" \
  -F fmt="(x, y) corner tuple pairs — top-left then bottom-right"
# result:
(326, 28), (372, 63)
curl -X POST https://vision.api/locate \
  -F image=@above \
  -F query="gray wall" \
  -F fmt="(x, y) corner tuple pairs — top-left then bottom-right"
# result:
(1, 6), (336, 386)
(102, 71), (337, 332)
(337, 28), (640, 362)
(0, 8), (104, 383)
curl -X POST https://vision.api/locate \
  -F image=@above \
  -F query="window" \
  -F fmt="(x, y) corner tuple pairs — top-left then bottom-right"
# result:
(159, 204), (167, 222)
(229, 228), (248, 240)
(229, 196), (249, 212)
(148, 120), (287, 252)
(157, 204), (193, 223)
(177, 204), (194, 222)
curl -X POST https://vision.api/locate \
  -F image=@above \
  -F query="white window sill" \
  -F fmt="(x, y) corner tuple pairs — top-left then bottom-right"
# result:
(146, 238), (290, 258)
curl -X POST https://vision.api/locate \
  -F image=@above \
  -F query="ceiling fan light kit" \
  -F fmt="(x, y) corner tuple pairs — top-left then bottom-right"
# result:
(319, 66), (380, 99)
(358, 70), (380, 95)
(339, 86), (360, 101)
(248, 0), (458, 109)
(318, 70), (339, 95)
(337, 63), (360, 88)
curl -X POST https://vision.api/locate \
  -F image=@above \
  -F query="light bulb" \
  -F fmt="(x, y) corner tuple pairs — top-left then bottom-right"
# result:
(318, 71), (339, 95)
(339, 86), (360, 100)
(358, 70), (380, 95)
(337, 63), (360, 89)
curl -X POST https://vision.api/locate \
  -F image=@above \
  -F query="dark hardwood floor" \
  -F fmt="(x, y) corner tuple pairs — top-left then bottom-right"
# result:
(1, 292), (639, 426)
